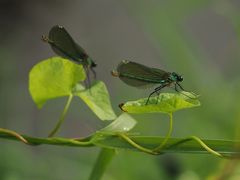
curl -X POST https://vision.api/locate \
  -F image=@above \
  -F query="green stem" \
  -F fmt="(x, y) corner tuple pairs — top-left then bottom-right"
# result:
(117, 133), (158, 155)
(0, 129), (93, 146)
(189, 136), (223, 158)
(96, 131), (158, 155)
(0, 128), (29, 144)
(48, 94), (73, 137)
(153, 113), (173, 152)
(0, 129), (239, 157)
(115, 113), (174, 155)
(89, 148), (116, 180)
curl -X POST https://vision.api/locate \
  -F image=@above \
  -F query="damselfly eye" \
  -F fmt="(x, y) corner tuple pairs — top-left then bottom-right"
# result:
(178, 75), (183, 82)
(91, 62), (97, 68)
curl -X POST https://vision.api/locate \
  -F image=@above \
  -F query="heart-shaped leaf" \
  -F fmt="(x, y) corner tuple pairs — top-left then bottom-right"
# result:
(29, 57), (86, 108)
(120, 92), (200, 114)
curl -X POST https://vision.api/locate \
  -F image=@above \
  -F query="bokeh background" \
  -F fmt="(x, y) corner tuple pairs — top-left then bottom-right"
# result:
(0, 0), (240, 179)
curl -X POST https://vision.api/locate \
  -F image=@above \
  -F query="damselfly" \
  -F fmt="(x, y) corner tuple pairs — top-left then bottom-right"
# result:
(112, 60), (196, 104)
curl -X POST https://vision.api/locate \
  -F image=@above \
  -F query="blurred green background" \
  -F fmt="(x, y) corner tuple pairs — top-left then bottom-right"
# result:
(0, 0), (240, 179)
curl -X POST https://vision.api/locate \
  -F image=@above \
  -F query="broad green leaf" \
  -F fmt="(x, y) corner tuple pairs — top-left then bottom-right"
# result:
(120, 92), (200, 114)
(101, 113), (136, 132)
(93, 135), (240, 156)
(29, 57), (85, 108)
(76, 81), (117, 120)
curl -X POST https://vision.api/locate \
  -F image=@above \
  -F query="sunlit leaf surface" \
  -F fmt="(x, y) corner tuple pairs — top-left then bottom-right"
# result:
(120, 92), (200, 114)
(29, 57), (85, 108)
(76, 81), (117, 120)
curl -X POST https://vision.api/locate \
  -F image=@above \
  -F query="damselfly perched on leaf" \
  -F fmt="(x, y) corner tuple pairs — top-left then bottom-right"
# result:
(42, 25), (96, 87)
(111, 60), (197, 105)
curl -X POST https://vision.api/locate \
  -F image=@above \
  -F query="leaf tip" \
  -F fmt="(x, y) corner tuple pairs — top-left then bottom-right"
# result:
(119, 103), (127, 112)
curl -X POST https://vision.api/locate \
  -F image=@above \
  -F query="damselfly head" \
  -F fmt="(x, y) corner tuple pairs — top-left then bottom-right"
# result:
(91, 61), (97, 68)
(177, 75), (183, 82)
(171, 72), (183, 82)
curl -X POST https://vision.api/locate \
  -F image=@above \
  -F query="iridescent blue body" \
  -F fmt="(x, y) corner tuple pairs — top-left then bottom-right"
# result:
(112, 60), (185, 104)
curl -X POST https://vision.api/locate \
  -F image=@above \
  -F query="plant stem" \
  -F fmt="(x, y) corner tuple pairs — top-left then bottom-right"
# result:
(118, 133), (158, 155)
(48, 94), (73, 137)
(89, 148), (116, 180)
(189, 136), (223, 157)
(0, 129), (239, 157)
(0, 128), (29, 144)
(153, 113), (173, 152)
(0, 128), (93, 146)
(116, 113), (174, 155)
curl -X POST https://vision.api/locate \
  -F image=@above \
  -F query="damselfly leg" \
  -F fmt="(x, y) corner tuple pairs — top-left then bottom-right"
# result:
(146, 84), (166, 105)
(90, 67), (97, 79)
(175, 83), (197, 99)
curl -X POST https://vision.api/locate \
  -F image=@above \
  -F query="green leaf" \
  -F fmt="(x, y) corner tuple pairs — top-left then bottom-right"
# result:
(101, 113), (137, 132)
(93, 135), (240, 156)
(29, 57), (85, 108)
(120, 92), (200, 114)
(76, 81), (117, 120)
(29, 58), (116, 121)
